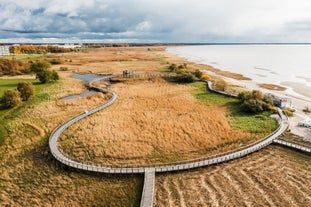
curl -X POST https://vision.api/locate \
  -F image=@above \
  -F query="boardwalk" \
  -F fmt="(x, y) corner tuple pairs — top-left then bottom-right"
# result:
(49, 75), (292, 207)
(140, 168), (155, 207)
(273, 139), (311, 153)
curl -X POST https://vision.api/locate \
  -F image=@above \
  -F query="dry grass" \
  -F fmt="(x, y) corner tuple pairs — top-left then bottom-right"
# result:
(0, 75), (142, 206)
(52, 47), (165, 75)
(59, 77), (250, 165)
(259, 83), (287, 91)
(154, 145), (311, 207)
(195, 64), (252, 80)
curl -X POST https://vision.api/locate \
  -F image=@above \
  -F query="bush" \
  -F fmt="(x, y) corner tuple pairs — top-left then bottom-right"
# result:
(48, 58), (63, 65)
(30, 61), (59, 83)
(1, 90), (21, 108)
(17, 82), (35, 101)
(30, 61), (51, 73)
(36, 69), (59, 83)
(201, 74), (211, 80)
(60, 67), (69, 71)
(303, 106), (311, 113)
(168, 63), (178, 71)
(283, 109), (294, 117)
(238, 90), (274, 113)
(192, 69), (203, 79)
(213, 79), (228, 91)
(166, 73), (195, 83)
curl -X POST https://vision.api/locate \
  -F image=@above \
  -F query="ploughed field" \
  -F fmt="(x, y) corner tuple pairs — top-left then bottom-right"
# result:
(154, 146), (311, 207)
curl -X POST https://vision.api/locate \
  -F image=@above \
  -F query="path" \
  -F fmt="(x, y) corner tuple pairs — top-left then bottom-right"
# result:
(140, 168), (156, 207)
(273, 139), (311, 153)
(48, 75), (302, 207)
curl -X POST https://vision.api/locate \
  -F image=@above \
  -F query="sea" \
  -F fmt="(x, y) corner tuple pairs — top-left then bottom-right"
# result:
(167, 44), (311, 101)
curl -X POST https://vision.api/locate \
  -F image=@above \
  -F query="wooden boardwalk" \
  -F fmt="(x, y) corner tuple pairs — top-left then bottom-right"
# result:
(49, 75), (293, 207)
(140, 168), (155, 207)
(273, 139), (311, 153)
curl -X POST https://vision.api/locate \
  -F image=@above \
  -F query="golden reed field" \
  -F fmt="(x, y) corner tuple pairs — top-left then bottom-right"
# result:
(59, 77), (249, 164)
(1, 46), (310, 206)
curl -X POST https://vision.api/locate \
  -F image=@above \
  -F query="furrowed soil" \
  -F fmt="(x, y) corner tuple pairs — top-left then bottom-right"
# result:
(154, 146), (311, 207)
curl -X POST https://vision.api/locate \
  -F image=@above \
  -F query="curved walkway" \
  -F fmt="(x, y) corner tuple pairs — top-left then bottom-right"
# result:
(49, 76), (289, 207)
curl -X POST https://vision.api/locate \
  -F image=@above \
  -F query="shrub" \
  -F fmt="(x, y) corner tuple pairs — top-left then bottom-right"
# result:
(17, 82), (35, 101)
(167, 73), (195, 83)
(168, 63), (178, 71)
(30, 61), (51, 73)
(48, 58), (63, 64)
(303, 106), (311, 113)
(283, 109), (294, 117)
(30, 61), (59, 83)
(201, 74), (211, 80)
(36, 69), (59, 83)
(238, 90), (274, 113)
(60, 67), (69, 71)
(213, 79), (228, 91)
(192, 69), (203, 79)
(1, 89), (22, 108)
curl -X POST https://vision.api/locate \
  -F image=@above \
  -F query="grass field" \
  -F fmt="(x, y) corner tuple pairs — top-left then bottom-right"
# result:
(0, 54), (45, 61)
(0, 46), (304, 206)
(0, 74), (143, 206)
(190, 81), (278, 136)
(58, 77), (279, 165)
(0, 78), (41, 96)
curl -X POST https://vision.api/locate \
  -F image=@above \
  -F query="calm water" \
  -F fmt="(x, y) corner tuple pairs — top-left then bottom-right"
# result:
(167, 44), (311, 89)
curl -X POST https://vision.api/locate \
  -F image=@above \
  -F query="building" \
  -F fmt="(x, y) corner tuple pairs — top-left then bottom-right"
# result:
(266, 93), (292, 108)
(0, 46), (10, 55)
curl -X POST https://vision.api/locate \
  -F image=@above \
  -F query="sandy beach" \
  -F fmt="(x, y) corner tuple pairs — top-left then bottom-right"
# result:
(201, 69), (311, 141)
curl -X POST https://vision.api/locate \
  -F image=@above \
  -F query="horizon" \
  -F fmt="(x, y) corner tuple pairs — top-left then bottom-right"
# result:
(2, 1), (311, 43)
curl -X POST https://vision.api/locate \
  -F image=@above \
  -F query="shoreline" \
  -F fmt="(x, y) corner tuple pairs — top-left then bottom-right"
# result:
(165, 48), (311, 141)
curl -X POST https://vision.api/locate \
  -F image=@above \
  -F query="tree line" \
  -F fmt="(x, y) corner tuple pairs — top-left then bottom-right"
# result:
(10, 45), (73, 54)
(0, 61), (59, 109)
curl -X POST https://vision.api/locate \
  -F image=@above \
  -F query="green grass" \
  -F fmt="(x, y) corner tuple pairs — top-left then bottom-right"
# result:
(0, 78), (51, 145)
(0, 78), (43, 96)
(189, 81), (278, 135)
(0, 54), (45, 61)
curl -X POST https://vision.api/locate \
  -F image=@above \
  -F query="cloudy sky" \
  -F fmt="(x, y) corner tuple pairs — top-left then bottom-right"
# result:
(1, 0), (311, 43)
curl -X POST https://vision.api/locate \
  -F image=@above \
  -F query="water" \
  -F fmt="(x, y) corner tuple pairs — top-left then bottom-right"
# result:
(167, 45), (311, 99)
(61, 73), (103, 100)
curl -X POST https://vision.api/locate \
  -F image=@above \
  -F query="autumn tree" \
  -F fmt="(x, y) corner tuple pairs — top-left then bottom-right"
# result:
(0, 90), (22, 108)
(238, 90), (274, 113)
(17, 82), (35, 101)
(30, 61), (59, 83)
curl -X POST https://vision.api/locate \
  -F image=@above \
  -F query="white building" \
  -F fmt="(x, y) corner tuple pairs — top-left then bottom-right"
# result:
(0, 46), (10, 55)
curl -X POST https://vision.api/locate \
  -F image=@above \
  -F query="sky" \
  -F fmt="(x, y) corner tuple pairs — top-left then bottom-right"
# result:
(1, 0), (311, 43)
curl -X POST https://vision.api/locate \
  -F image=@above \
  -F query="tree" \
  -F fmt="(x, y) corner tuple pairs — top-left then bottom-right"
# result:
(30, 61), (59, 83)
(36, 69), (59, 83)
(17, 82), (35, 101)
(1, 90), (22, 108)
(238, 90), (273, 113)
(30, 61), (51, 73)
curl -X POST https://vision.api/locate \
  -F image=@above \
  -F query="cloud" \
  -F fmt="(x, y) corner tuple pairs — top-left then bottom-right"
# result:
(1, 0), (311, 43)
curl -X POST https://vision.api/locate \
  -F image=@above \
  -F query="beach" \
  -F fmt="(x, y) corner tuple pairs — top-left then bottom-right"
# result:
(166, 46), (311, 141)
(202, 66), (311, 141)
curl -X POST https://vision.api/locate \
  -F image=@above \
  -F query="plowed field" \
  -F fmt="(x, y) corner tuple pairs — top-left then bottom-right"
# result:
(154, 146), (311, 207)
